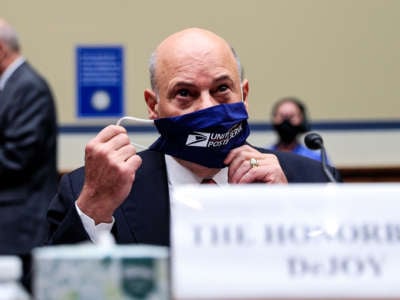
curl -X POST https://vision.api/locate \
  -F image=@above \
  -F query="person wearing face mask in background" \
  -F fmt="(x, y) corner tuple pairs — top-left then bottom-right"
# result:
(47, 28), (340, 248)
(270, 97), (330, 164)
(0, 19), (58, 293)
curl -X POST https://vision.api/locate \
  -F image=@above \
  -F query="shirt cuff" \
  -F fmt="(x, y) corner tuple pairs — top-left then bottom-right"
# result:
(75, 202), (115, 243)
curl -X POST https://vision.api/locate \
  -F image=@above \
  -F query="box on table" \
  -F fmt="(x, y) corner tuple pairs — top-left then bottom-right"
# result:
(33, 244), (169, 300)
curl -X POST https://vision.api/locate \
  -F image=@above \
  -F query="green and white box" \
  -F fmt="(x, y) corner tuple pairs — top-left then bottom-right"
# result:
(33, 244), (169, 300)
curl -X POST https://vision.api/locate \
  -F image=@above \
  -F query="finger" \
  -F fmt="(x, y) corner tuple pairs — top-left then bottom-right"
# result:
(229, 158), (252, 183)
(105, 131), (132, 152)
(238, 157), (288, 184)
(124, 154), (143, 180)
(111, 143), (137, 162)
(227, 146), (260, 182)
(225, 144), (257, 169)
(224, 145), (248, 165)
(86, 132), (131, 162)
(93, 125), (127, 144)
(226, 147), (248, 179)
(238, 166), (266, 184)
(236, 169), (255, 184)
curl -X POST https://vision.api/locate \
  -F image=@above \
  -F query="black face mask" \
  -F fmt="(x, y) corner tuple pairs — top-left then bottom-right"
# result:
(274, 119), (307, 144)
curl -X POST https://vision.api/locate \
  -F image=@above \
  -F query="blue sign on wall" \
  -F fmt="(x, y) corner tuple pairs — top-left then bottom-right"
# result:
(76, 46), (124, 117)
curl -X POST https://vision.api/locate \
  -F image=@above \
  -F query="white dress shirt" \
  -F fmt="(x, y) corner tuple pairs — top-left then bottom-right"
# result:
(76, 154), (228, 243)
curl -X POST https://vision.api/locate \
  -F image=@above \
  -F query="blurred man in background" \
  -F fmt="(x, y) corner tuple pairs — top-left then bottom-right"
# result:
(0, 18), (58, 292)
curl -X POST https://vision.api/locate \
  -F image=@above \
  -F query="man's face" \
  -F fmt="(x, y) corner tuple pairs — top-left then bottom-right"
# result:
(145, 29), (248, 119)
(273, 101), (303, 126)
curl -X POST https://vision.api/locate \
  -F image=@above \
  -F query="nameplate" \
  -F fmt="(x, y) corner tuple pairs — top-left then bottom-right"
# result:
(171, 183), (400, 299)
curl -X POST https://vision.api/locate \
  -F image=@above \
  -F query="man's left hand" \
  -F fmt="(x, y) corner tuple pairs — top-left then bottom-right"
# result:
(224, 145), (288, 184)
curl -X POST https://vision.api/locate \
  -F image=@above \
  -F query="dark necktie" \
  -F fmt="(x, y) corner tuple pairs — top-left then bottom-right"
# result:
(201, 178), (217, 184)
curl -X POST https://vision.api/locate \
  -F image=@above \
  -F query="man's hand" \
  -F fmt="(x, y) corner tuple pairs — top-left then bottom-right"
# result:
(224, 145), (288, 184)
(76, 125), (142, 224)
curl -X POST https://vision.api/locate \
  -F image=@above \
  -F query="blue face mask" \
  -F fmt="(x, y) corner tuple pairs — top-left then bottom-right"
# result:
(116, 102), (250, 168)
(149, 102), (250, 168)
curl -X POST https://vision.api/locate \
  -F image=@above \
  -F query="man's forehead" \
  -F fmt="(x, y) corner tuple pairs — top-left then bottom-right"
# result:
(156, 28), (235, 65)
(152, 28), (240, 90)
(157, 28), (227, 49)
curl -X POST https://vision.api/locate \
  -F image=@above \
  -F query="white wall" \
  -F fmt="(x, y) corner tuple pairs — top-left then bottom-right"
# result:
(3, 0), (400, 122)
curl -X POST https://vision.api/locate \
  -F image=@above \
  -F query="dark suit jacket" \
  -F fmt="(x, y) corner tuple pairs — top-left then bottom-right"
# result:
(0, 61), (58, 254)
(47, 148), (341, 247)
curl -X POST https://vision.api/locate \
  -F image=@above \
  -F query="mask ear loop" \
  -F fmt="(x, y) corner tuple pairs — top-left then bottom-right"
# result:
(115, 116), (154, 150)
(116, 116), (154, 126)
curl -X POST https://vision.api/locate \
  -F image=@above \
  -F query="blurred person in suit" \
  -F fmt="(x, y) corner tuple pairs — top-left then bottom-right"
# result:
(269, 96), (329, 163)
(47, 28), (340, 249)
(0, 18), (58, 292)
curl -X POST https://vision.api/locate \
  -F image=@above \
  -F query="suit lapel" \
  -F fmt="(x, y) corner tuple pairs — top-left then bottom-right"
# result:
(117, 150), (170, 246)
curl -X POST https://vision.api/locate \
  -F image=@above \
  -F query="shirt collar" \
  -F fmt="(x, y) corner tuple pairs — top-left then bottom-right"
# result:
(164, 154), (228, 186)
(0, 56), (25, 91)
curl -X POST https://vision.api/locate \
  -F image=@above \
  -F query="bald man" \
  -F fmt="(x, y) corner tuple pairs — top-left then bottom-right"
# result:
(0, 19), (58, 291)
(47, 28), (340, 246)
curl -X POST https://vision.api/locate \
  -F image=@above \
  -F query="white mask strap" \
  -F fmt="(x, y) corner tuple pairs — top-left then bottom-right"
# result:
(116, 116), (154, 126)
(115, 116), (154, 150)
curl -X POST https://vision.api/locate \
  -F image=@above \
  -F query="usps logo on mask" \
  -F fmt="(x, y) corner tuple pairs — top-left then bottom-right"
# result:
(186, 132), (210, 147)
(186, 123), (243, 148)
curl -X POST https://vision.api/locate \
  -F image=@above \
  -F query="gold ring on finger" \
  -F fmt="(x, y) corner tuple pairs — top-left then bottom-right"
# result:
(249, 158), (259, 168)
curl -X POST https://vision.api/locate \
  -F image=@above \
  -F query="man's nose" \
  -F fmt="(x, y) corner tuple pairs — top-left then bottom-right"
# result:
(198, 92), (218, 110)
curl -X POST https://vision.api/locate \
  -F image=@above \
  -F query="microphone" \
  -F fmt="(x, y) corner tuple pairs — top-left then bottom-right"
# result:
(304, 132), (337, 183)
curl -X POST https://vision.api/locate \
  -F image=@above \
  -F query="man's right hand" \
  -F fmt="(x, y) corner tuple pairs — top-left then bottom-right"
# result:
(76, 125), (142, 224)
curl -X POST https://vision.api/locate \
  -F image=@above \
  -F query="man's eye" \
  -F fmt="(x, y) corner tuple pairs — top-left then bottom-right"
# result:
(217, 85), (229, 92)
(177, 89), (190, 97)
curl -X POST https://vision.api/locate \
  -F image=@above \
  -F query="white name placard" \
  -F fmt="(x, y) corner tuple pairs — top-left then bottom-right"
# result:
(171, 183), (400, 299)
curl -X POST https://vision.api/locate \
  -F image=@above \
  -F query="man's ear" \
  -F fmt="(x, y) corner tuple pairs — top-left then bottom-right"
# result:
(241, 79), (249, 110)
(0, 42), (6, 62)
(144, 89), (159, 119)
